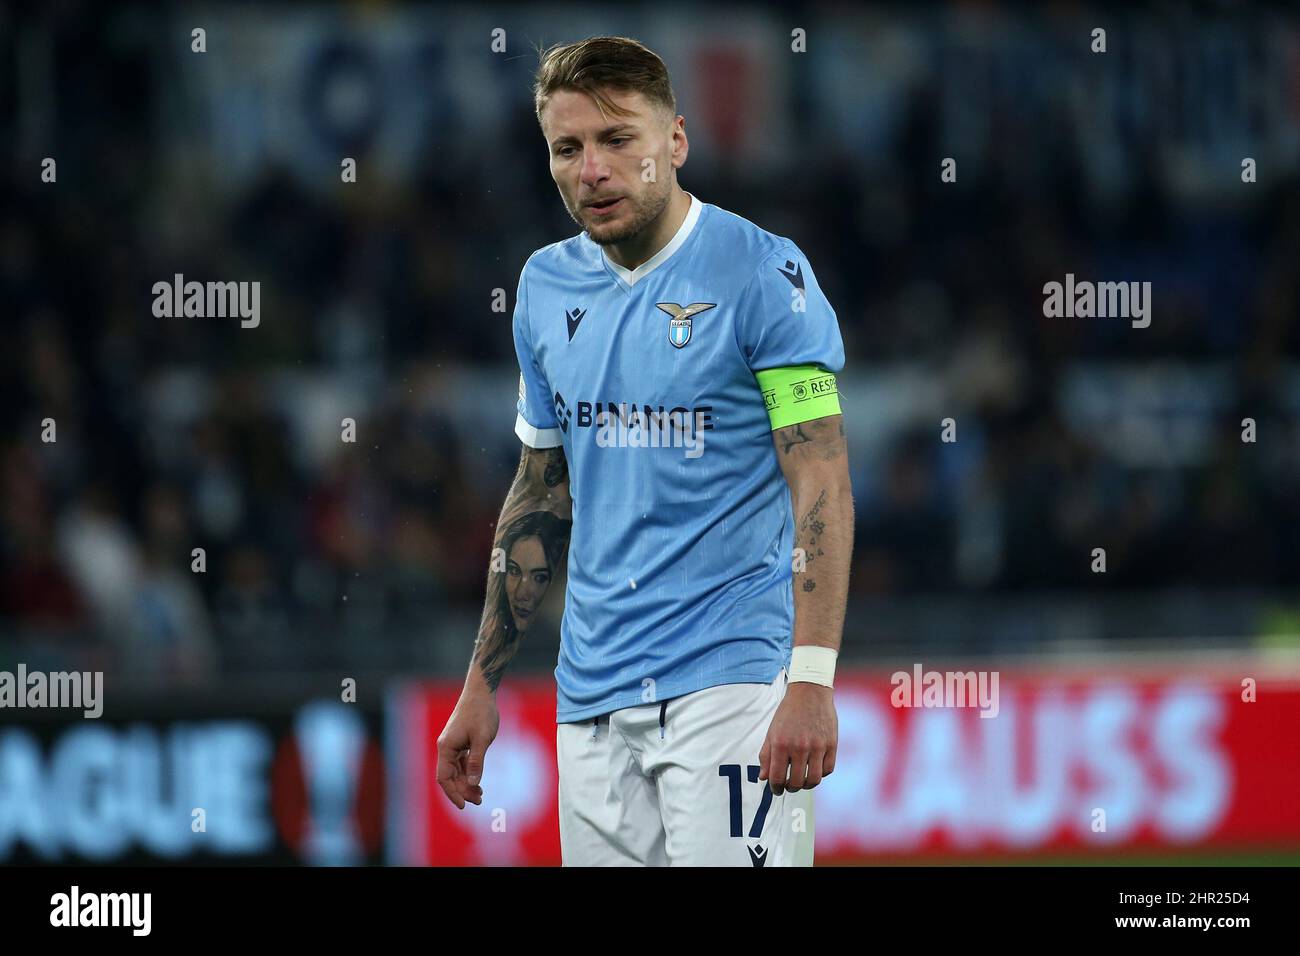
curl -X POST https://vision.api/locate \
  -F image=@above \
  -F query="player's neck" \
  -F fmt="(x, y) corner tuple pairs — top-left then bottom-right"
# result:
(604, 187), (692, 272)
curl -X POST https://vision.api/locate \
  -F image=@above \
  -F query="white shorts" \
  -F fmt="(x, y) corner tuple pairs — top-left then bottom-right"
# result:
(556, 667), (815, 866)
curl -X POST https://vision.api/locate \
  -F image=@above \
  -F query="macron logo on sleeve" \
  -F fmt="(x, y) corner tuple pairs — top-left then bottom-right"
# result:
(776, 259), (805, 292)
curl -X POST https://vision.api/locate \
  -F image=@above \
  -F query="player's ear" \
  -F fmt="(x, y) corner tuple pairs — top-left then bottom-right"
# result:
(671, 115), (688, 167)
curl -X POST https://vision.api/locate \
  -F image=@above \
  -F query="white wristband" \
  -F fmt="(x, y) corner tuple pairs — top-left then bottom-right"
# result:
(789, 645), (837, 688)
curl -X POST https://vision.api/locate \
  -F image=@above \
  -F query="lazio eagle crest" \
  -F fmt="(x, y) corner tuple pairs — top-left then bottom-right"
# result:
(656, 302), (717, 348)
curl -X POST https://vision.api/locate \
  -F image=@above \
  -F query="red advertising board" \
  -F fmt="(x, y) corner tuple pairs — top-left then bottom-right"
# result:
(387, 665), (1300, 865)
(388, 681), (562, 866)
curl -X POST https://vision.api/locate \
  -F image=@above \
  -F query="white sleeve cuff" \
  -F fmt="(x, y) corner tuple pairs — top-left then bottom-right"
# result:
(515, 413), (564, 449)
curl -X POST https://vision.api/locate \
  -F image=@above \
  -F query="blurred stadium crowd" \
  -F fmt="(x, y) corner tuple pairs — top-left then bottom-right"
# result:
(4, 2), (1300, 682)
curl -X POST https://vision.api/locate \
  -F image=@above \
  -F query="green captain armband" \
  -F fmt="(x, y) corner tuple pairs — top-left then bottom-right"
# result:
(754, 364), (841, 430)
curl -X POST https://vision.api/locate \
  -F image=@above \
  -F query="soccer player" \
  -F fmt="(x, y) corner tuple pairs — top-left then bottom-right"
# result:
(436, 36), (853, 867)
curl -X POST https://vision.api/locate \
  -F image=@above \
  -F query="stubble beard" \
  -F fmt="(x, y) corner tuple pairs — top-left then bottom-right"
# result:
(571, 180), (673, 246)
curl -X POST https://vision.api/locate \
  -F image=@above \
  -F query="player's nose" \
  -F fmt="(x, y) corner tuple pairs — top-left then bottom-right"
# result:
(579, 150), (609, 188)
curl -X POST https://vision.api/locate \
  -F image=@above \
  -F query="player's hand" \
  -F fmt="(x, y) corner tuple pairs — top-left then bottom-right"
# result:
(436, 688), (500, 809)
(758, 682), (837, 795)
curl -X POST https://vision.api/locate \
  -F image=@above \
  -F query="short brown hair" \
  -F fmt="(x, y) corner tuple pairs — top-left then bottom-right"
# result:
(534, 36), (676, 124)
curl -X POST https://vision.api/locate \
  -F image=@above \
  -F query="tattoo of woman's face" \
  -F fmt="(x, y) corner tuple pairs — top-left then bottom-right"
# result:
(505, 534), (553, 633)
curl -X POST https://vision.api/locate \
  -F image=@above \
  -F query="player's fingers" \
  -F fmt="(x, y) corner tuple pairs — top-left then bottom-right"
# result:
(823, 744), (837, 777)
(436, 745), (459, 783)
(767, 743), (791, 795)
(785, 746), (811, 792)
(436, 752), (467, 810)
(464, 742), (488, 788)
(758, 737), (772, 781)
(452, 746), (484, 805)
(803, 747), (826, 788)
(451, 754), (481, 804)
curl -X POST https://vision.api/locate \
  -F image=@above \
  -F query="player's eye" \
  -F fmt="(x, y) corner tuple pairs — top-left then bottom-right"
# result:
(556, 145), (577, 158)
(608, 137), (629, 147)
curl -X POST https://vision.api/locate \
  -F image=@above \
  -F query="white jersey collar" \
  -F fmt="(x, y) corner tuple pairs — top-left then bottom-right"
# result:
(602, 192), (702, 288)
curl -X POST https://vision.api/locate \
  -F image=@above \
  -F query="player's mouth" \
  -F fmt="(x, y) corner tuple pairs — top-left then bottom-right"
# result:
(585, 196), (624, 215)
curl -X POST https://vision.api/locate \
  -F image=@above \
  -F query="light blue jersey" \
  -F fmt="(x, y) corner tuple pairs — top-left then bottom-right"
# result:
(512, 194), (845, 722)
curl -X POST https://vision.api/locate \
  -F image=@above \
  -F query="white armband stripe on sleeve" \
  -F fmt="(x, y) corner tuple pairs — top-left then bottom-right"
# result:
(515, 413), (564, 449)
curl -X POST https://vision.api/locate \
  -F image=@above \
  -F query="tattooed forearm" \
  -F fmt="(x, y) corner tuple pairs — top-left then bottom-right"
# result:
(470, 445), (572, 692)
(544, 450), (569, 489)
(773, 414), (853, 653)
(775, 416), (846, 461)
(796, 489), (829, 591)
(474, 615), (518, 692)
(779, 423), (814, 455)
(799, 489), (828, 540)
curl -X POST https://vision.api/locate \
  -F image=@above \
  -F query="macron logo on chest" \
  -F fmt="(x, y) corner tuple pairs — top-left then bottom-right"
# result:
(565, 307), (586, 341)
